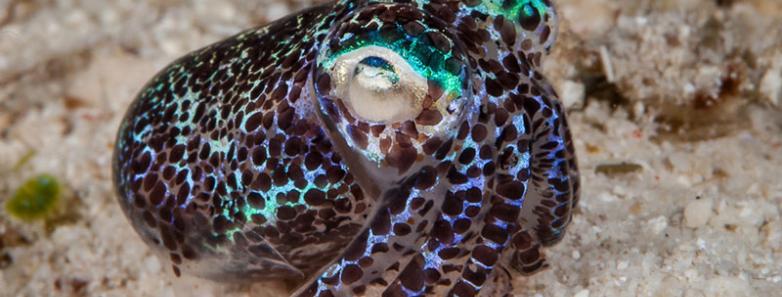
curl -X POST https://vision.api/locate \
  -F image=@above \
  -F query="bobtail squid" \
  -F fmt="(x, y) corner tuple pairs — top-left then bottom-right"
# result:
(113, 0), (580, 296)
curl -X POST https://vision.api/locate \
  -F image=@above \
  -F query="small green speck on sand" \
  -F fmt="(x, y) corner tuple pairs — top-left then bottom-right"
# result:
(5, 174), (61, 222)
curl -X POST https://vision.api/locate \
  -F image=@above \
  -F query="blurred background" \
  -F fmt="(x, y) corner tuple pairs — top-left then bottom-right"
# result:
(0, 0), (781, 296)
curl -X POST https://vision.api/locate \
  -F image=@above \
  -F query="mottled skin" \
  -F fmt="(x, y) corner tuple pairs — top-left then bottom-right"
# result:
(113, 0), (579, 296)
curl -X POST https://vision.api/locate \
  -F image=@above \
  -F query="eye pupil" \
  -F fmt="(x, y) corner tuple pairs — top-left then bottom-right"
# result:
(354, 56), (400, 90)
(359, 56), (392, 69)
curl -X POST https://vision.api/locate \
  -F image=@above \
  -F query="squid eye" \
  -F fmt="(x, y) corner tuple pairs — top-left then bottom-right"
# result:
(328, 46), (427, 123)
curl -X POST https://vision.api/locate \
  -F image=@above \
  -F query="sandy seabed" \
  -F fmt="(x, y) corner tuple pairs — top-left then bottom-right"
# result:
(1, 1), (781, 296)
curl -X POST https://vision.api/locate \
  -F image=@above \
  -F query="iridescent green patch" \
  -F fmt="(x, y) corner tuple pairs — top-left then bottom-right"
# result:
(480, 0), (549, 20)
(5, 174), (61, 222)
(321, 24), (463, 96)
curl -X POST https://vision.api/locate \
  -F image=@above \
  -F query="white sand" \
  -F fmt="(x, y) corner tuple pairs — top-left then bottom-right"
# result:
(0, 1), (780, 296)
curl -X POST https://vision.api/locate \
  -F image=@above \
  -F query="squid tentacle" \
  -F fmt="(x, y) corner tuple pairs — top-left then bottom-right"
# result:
(509, 82), (577, 274)
(477, 265), (515, 297)
(383, 105), (495, 296)
(443, 94), (534, 297)
(293, 165), (448, 297)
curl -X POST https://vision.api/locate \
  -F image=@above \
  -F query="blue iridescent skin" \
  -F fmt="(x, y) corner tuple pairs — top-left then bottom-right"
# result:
(113, 0), (580, 296)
